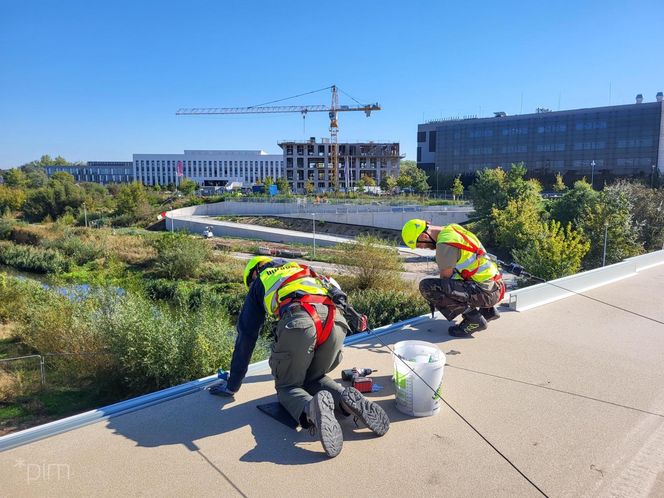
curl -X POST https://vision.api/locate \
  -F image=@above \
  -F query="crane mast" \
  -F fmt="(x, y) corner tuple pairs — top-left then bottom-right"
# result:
(176, 85), (380, 191)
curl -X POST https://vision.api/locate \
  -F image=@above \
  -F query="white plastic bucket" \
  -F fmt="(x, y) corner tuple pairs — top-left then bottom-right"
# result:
(393, 340), (446, 417)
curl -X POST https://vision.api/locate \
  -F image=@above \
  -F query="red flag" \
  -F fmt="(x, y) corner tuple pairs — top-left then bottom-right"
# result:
(177, 161), (184, 177)
(157, 211), (167, 221)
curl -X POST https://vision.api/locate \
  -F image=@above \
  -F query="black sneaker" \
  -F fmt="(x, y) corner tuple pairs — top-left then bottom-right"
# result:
(340, 387), (390, 436)
(306, 391), (343, 458)
(480, 306), (500, 322)
(448, 310), (488, 337)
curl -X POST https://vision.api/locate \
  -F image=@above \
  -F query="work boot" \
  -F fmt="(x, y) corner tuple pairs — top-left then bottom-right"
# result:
(340, 387), (390, 436)
(448, 309), (488, 337)
(480, 306), (500, 322)
(305, 391), (343, 458)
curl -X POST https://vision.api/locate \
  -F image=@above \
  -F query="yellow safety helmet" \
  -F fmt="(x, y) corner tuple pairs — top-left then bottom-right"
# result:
(401, 219), (428, 249)
(243, 256), (273, 288)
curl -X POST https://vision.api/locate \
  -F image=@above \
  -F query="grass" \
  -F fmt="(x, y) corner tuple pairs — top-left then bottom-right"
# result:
(0, 324), (33, 359)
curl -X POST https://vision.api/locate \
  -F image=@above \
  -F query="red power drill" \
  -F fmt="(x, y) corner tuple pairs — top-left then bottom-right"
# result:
(341, 368), (376, 393)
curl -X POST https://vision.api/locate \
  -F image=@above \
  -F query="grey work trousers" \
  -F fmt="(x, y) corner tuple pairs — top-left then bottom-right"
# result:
(419, 277), (503, 320)
(268, 303), (349, 426)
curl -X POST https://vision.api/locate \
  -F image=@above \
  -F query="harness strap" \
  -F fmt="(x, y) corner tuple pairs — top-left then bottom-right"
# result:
(278, 294), (336, 349)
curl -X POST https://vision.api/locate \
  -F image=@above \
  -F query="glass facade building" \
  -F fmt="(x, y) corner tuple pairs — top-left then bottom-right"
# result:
(418, 98), (664, 180)
(45, 162), (134, 184)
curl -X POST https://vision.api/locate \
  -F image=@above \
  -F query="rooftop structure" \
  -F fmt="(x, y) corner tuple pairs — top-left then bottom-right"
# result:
(1, 251), (663, 496)
(418, 93), (664, 181)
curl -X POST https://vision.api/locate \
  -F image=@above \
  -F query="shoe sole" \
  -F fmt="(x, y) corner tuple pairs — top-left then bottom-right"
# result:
(341, 387), (390, 437)
(312, 391), (343, 458)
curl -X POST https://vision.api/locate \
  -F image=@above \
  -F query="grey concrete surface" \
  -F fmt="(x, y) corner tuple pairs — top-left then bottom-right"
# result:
(167, 200), (472, 231)
(1, 260), (663, 497)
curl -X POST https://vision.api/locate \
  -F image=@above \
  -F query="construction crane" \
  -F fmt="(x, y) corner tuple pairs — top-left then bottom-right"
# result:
(176, 85), (380, 190)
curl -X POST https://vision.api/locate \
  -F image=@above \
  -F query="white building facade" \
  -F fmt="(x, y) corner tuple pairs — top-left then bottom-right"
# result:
(132, 150), (283, 187)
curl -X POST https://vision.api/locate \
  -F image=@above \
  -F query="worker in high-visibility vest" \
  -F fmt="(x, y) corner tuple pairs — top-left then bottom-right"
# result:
(402, 219), (505, 337)
(210, 256), (389, 458)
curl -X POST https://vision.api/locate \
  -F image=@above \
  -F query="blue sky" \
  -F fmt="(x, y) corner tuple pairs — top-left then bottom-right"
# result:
(1, 0), (663, 169)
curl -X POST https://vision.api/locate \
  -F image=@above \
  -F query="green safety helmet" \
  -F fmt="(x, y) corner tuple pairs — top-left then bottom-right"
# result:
(401, 219), (428, 249)
(243, 256), (273, 288)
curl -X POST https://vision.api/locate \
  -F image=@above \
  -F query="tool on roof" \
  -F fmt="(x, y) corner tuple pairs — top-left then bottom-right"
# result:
(341, 367), (376, 393)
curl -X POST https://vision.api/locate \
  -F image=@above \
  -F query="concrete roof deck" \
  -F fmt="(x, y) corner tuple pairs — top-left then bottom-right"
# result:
(1, 261), (663, 497)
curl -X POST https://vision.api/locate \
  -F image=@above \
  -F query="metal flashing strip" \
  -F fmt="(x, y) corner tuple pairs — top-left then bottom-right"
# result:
(0, 314), (427, 453)
(509, 250), (664, 312)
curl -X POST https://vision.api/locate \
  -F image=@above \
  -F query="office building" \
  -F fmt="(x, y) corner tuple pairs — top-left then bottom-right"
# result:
(278, 138), (401, 193)
(44, 161), (134, 184)
(132, 150), (283, 187)
(418, 92), (664, 180)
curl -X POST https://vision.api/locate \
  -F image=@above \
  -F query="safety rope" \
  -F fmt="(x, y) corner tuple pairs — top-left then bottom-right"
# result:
(363, 326), (550, 498)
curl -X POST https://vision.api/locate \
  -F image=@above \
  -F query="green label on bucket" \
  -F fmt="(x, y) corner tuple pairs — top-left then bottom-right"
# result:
(394, 371), (408, 390)
(432, 382), (443, 400)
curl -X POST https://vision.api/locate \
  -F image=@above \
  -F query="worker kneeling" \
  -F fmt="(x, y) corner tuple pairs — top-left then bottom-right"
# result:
(402, 219), (505, 337)
(210, 256), (390, 458)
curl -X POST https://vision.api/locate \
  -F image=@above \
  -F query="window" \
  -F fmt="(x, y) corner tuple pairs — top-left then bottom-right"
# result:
(617, 138), (653, 148)
(573, 141), (605, 150)
(535, 144), (565, 152)
(537, 124), (566, 133)
(428, 131), (436, 152)
(502, 127), (528, 136)
(417, 131), (426, 142)
(575, 121), (607, 130)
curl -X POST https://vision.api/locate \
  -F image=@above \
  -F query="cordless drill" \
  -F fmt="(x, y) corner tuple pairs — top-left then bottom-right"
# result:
(341, 368), (376, 393)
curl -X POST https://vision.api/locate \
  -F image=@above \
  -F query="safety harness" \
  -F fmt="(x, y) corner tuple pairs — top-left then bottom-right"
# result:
(443, 226), (505, 301)
(275, 265), (336, 349)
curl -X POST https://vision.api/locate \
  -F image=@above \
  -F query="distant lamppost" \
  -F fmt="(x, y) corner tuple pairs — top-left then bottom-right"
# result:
(602, 222), (609, 267)
(652, 163), (657, 188)
(312, 212), (316, 258)
(590, 160), (596, 189)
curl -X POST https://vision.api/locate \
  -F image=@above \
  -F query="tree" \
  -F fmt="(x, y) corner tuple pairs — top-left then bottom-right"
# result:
(360, 174), (376, 187)
(398, 161), (429, 194)
(512, 220), (589, 280)
(452, 175), (464, 200)
(548, 179), (599, 228)
(23, 174), (85, 221)
(263, 176), (274, 189)
(53, 155), (68, 166)
(2, 169), (28, 188)
(552, 172), (567, 192)
(0, 185), (27, 213)
(491, 198), (544, 255)
(275, 177), (290, 194)
(578, 185), (643, 268)
(304, 180), (314, 195)
(115, 182), (149, 217)
(608, 180), (664, 251)
(380, 175), (398, 194)
(178, 178), (197, 196)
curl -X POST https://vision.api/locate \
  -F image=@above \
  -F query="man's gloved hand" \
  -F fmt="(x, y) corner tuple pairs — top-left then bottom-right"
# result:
(345, 305), (368, 333)
(506, 263), (524, 276)
(208, 379), (236, 397)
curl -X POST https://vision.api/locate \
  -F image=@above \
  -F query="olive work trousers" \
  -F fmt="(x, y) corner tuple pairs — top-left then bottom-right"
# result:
(419, 277), (503, 321)
(268, 303), (349, 426)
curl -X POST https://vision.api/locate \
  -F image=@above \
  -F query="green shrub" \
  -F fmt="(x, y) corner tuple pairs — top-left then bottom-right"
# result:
(0, 219), (14, 241)
(45, 235), (103, 265)
(335, 235), (404, 291)
(0, 241), (70, 273)
(152, 232), (211, 279)
(347, 288), (429, 329)
(100, 292), (266, 392)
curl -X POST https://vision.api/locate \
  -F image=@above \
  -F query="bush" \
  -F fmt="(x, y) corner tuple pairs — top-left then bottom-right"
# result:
(100, 292), (266, 392)
(0, 241), (70, 273)
(347, 288), (429, 329)
(335, 235), (404, 291)
(152, 233), (211, 279)
(45, 235), (103, 265)
(0, 219), (14, 241)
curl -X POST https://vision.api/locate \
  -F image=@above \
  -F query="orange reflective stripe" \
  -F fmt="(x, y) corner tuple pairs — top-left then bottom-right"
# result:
(451, 226), (485, 256)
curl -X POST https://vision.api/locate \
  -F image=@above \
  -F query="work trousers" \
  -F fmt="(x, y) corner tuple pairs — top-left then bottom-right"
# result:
(419, 277), (503, 320)
(268, 303), (349, 425)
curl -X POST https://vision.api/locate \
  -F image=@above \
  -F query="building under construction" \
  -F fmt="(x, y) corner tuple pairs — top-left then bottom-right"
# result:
(279, 138), (401, 193)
